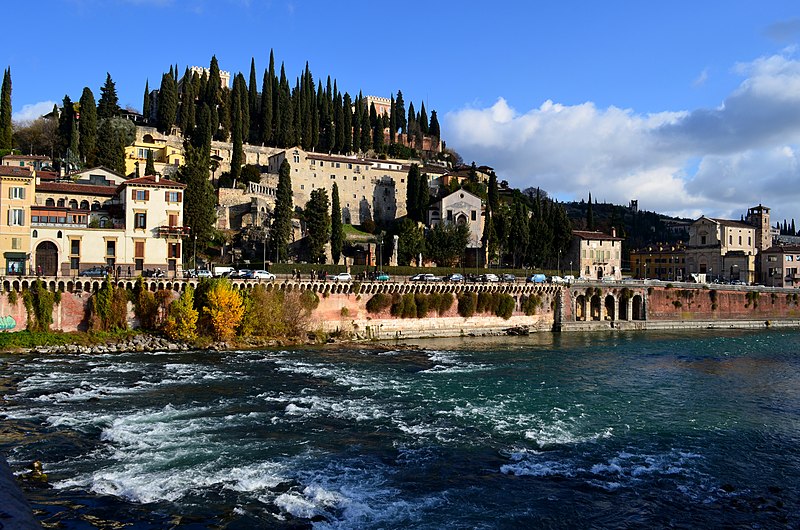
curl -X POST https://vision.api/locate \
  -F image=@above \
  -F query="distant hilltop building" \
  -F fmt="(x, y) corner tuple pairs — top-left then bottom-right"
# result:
(363, 96), (391, 116)
(181, 66), (231, 89)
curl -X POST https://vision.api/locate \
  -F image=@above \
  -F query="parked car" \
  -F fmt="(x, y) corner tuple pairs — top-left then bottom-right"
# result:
(500, 273), (516, 282)
(196, 269), (213, 279)
(446, 273), (464, 282)
(563, 275), (575, 284)
(482, 273), (500, 282)
(252, 270), (276, 280)
(142, 268), (165, 278)
(79, 266), (108, 277)
(370, 271), (390, 281)
(213, 266), (236, 277)
(549, 275), (565, 284)
(410, 273), (441, 282)
(331, 272), (352, 282)
(228, 269), (250, 279)
(526, 273), (547, 284)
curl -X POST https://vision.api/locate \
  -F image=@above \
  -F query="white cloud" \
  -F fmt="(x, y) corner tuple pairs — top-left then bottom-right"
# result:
(693, 68), (709, 87)
(12, 100), (56, 123)
(444, 51), (800, 222)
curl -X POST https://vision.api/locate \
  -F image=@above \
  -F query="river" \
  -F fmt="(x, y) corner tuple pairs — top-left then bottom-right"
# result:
(1, 329), (799, 528)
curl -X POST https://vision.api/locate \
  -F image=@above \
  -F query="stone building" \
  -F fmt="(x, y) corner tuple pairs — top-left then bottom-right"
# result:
(0, 166), (35, 274)
(630, 244), (686, 281)
(569, 230), (624, 280)
(760, 245), (800, 287)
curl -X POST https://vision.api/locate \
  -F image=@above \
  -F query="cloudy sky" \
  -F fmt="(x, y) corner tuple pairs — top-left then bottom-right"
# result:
(6, 0), (800, 223)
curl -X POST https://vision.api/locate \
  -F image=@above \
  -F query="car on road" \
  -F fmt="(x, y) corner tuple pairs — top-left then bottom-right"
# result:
(446, 273), (464, 282)
(500, 273), (516, 282)
(481, 273), (500, 282)
(196, 269), (213, 279)
(252, 270), (276, 280)
(331, 272), (352, 282)
(370, 271), (390, 281)
(410, 273), (441, 282)
(79, 266), (108, 277)
(526, 273), (547, 284)
(549, 275), (565, 284)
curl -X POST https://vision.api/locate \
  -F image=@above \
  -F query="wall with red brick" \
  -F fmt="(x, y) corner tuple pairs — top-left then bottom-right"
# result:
(647, 287), (800, 321)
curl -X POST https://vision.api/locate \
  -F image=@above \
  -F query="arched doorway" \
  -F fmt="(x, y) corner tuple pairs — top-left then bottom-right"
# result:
(632, 295), (644, 320)
(590, 295), (602, 321)
(36, 241), (58, 276)
(604, 295), (615, 321)
(575, 294), (586, 321)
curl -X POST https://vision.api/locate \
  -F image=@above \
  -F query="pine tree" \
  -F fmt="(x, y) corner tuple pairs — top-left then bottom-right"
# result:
(156, 71), (178, 134)
(395, 90), (406, 134)
(259, 51), (274, 145)
(97, 73), (120, 119)
(271, 159), (293, 261)
(78, 87), (97, 166)
(142, 79), (150, 122)
(248, 57), (260, 144)
(144, 148), (155, 175)
(304, 188), (331, 264)
(0, 68), (12, 149)
(330, 183), (343, 264)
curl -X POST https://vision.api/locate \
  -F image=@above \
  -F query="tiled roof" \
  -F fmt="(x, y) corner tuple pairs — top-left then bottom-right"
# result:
(121, 175), (186, 188)
(3, 154), (50, 160)
(711, 218), (754, 230)
(36, 181), (117, 196)
(764, 245), (800, 254)
(0, 166), (33, 177)
(572, 230), (624, 241)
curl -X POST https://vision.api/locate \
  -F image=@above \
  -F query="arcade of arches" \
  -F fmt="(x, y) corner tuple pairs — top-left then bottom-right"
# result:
(573, 289), (645, 322)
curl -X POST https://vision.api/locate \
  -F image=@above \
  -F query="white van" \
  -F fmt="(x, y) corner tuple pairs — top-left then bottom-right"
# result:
(213, 266), (236, 277)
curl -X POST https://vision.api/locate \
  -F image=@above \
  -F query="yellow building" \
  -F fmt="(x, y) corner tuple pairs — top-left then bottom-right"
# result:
(124, 128), (184, 177)
(0, 166), (35, 274)
(630, 244), (686, 281)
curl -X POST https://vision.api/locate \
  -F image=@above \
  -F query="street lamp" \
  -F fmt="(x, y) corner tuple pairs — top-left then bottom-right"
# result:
(193, 233), (197, 271)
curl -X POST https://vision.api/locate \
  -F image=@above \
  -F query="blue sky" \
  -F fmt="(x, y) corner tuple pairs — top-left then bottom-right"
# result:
(7, 1), (800, 224)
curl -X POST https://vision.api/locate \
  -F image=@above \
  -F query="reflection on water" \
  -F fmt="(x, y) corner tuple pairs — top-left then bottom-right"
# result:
(1, 329), (799, 528)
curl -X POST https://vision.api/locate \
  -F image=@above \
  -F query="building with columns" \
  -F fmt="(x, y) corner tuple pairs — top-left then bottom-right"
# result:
(568, 230), (624, 281)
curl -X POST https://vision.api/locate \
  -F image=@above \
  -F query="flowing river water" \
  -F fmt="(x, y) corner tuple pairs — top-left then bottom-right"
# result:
(1, 329), (799, 528)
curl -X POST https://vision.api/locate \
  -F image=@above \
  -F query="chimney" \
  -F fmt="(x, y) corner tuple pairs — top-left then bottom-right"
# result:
(612, 227), (617, 238)
(154, 174), (160, 183)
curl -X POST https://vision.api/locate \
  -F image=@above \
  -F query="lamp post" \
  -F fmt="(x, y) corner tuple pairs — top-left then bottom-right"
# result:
(193, 233), (197, 271)
(557, 249), (561, 277)
(570, 260), (573, 279)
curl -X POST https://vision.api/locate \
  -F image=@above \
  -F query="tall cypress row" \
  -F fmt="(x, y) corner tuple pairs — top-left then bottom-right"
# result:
(330, 183), (343, 265)
(230, 75), (244, 183)
(156, 71), (178, 134)
(271, 159), (293, 262)
(260, 51), (274, 145)
(248, 57), (259, 144)
(342, 93), (352, 154)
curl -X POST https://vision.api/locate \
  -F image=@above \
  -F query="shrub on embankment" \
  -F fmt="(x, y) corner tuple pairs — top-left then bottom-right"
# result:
(366, 292), (454, 318)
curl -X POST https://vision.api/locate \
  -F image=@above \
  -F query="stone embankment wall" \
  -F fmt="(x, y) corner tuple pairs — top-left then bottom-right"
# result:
(2, 277), (800, 337)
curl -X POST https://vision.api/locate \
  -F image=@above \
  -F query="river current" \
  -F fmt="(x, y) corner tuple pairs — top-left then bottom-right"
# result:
(1, 329), (799, 528)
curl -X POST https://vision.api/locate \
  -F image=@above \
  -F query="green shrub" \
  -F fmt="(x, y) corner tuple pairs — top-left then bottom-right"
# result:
(366, 293), (392, 314)
(673, 300), (682, 308)
(88, 278), (128, 332)
(415, 293), (430, 318)
(457, 292), (477, 317)
(299, 289), (320, 311)
(21, 279), (55, 333)
(496, 294), (515, 319)
(477, 292), (492, 313)
(439, 293), (454, 314)
(7, 290), (18, 306)
(401, 293), (417, 318)
(521, 294), (543, 315)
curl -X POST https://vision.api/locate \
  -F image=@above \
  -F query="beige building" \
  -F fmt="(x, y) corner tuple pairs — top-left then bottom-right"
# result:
(760, 245), (800, 287)
(630, 244), (686, 281)
(124, 128), (185, 177)
(31, 174), (186, 276)
(685, 217), (758, 282)
(267, 148), (410, 225)
(569, 230), (624, 280)
(1, 166), (35, 274)
(2, 154), (52, 171)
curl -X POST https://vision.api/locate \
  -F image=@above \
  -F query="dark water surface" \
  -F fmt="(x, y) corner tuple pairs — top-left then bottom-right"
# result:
(1, 329), (799, 528)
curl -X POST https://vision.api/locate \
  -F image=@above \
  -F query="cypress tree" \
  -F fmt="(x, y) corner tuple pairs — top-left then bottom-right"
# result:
(330, 183), (343, 264)
(271, 159), (293, 262)
(359, 98), (371, 152)
(248, 57), (260, 144)
(389, 94), (396, 144)
(230, 76), (244, 184)
(181, 144), (216, 248)
(371, 103), (383, 152)
(488, 171), (499, 212)
(586, 192), (594, 230)
(97, 73), (120, 119)
(276, 64), (292, 147)
(406, 164), (420, 222)
(304, 188), (330, 264)
(429, 110), (440, 141)
(58, 95), (76, 161)
(419, 102), (429, 134)
(78, 87), (97, 166)
(142, 79), (150, 122)
(416, 173), (430, 223)
(407, 102), (416, 137)
(206, 56), (222, 135)
(342, 93), (352, 154)
(96, 118), (125, 174)
(260, 51), (275, 145)
(352, 94), (361, 153)
(178, 73), (196, 135)
(395, 90), (406, 134)
(156, 71), (178, 134)
(192, 103), (213, 152)
(302, 62), (314, 150)
(145, 149), (155, 175)
(334, 91), (345, 153)
(215, 86), (231, 141)
(0, 68), (12, 149)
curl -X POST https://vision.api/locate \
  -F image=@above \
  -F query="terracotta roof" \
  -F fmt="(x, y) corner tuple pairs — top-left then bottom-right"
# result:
(68, 166), (128, 180)
(120, 174), (186, 189)
(711, 218), (754, 230)
(36, 181), (117, 196)
(37, 171), (59, 181)
(3, 154), (50, 160)
(0, 166), (33, 177)
(572, 230), (624, 241)
(764, 245), (800, 254)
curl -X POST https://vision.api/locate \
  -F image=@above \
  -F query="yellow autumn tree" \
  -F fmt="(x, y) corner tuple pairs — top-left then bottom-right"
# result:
(203, 279), (244, 341)
(163, 284), (198, 342)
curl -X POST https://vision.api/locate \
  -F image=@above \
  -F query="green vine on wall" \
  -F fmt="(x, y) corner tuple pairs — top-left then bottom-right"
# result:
(21, 279), (55, 332)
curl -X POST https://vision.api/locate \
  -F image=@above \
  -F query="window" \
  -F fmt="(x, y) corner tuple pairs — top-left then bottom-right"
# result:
(134, 189), (149, 201)
(336, 162), (340, 168)
(353, 176), (357, 181)
(701, 235), (707, 245)
(348, 163), (352, 169)
(165, 191), (182, 202)
(293, 154), (300, 163)
(11, 237), (21, 250)
(70, 239), (80, 255)
(8, 208), (24, 226)
(9, 187), (25, 199)
(331, 175), (336, 179)
(57, 198), (65, 207)
(729, 235), (732, 244)
(168, 243), (181, 259)
(70, 257), (80, 270)
(300, 185), (304, 190)
(738, 236), (742, 245)
(106, 240), (116, 257)
(471, 210), (477, 221)
(168, 214), (178, 227)
(45, 198), (55, 207)
(447, 210), (453, 221)
(69, 199), (78, 209)
(134, 213), (147, 229)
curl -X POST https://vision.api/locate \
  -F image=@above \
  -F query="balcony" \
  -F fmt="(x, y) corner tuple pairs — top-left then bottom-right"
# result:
(158, 225), (190, 238)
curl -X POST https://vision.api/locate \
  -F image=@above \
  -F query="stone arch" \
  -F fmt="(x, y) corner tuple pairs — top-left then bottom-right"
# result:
(575, 294), (586, 321)
(35, 241), (59, 276)
(619, 296), (629, 321)
(45, 197), (55, 207)
(604, 294), (615, 321)
(632, 295), (645, 320)
(590, 295), (602, 321)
